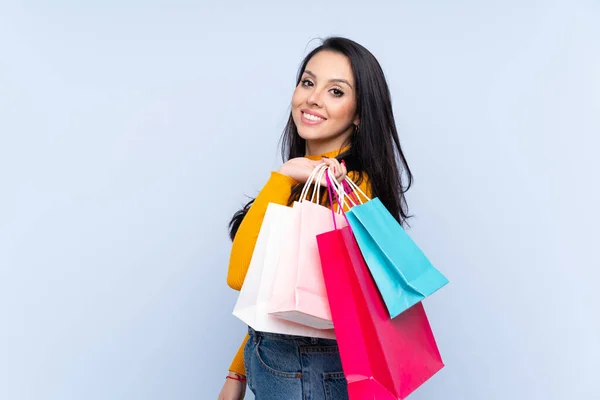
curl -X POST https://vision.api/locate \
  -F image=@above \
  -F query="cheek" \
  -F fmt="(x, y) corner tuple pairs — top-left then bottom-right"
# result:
(328, 99), (356, 122)
(291, 87), (304, 108)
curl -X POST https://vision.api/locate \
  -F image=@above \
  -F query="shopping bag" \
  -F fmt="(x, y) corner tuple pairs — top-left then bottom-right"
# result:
(317, 225), (444, 399)
(342, 178), (449, 319)
(268, 164), (347, 329)
(233, 201), (335, 339)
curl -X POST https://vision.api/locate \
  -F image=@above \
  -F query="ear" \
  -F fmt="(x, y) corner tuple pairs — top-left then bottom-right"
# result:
(353, 114), (360, 127)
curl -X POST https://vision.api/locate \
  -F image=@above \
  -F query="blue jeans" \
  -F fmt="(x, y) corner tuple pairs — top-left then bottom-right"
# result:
(244, 327), (349, 400)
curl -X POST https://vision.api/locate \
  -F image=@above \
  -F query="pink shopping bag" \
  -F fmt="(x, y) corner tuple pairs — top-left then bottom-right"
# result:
(316, 170), (444, 399)
(317, 226), (444, 399)
(268, 164), (347, 329)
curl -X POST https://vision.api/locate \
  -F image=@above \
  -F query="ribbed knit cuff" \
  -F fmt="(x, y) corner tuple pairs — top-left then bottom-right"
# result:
(228, 333), (250, 376)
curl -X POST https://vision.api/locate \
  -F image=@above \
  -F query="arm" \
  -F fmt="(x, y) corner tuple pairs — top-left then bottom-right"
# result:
(228, 333), (250, 376)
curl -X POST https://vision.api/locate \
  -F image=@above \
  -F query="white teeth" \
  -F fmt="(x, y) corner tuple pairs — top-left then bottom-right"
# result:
(303, 112), (324, 121)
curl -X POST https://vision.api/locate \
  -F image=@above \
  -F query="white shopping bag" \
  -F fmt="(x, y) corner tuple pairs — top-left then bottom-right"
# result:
(233, 202), (336, 339)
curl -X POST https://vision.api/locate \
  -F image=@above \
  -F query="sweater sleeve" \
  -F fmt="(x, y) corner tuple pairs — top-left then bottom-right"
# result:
(227, 171), (298, 290)
(228, 333), (250, 376)
(227, 171), (298, 376)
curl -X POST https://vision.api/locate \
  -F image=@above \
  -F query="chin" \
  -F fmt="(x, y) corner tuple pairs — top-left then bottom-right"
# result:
(297, 129), (328, 141)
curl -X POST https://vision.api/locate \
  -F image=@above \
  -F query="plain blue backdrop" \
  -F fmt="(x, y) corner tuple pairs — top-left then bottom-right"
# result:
(0, 1), (598, 399)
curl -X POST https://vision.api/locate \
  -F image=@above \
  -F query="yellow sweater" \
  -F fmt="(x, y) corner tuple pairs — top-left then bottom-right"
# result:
(226, 148), (372, 376)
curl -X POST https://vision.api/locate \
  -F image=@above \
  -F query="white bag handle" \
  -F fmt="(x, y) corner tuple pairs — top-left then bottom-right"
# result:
(308, 165), (345, 214)
(311, 164), (328, 203)
(343, 175), (370, 204)
(299, 163), (328, 202)
(298, 162), (368, 212)
(299, 164), (346, 214)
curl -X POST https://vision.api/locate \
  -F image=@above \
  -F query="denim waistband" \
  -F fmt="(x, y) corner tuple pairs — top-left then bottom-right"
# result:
(247, 326), (338, 346)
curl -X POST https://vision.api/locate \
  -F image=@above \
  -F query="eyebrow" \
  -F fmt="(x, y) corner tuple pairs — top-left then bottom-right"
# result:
(304, 70), (353, 89)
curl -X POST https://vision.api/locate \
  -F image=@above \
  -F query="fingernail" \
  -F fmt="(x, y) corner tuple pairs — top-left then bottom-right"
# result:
(341, 160), (346, 167)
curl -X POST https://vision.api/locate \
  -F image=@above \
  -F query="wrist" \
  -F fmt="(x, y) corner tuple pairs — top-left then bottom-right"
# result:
(226, 371), (247, 384)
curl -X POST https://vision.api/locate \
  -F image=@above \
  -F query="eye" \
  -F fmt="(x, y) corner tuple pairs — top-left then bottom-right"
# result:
(330, 88), (344, 97)
(301, 79), (313, 87)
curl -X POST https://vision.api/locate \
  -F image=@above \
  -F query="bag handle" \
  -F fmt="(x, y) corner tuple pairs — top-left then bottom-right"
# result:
(325, 170), (368, 209)
(322, 166), (347, 215)
(326, 170), (340, 229)
(299, 164), (347, 215)
(311, 164), (328, 204)
(326, 168), (356, 229)
(342, 176), (370, 204)
(299, 163), (327, 202)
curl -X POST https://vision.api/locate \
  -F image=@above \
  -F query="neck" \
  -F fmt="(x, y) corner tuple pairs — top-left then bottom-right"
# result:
(305, 134), (352, 157)
(304, 144), (352, 161)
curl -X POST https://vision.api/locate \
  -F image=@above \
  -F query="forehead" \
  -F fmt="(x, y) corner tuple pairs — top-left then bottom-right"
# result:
(304, 50), (354, 84)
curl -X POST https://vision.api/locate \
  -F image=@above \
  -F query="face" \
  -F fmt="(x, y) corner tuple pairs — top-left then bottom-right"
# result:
(292, 50), (359, 151)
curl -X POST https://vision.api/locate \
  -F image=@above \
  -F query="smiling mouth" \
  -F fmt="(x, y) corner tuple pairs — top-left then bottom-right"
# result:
(302, 112), (325, 122)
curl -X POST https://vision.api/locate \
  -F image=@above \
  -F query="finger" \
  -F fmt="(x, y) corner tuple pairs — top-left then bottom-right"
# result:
(314, 159), (327, 186)
(330, 158), (344, 182)
(320, 156), (333, 167)
(319, 175), (327, 187)
(319, 157), (334, 174)
(319, 164), (336, 187)
(322, 157), (339, 176)
(319, 168), (335, 187)
(335, 159), (343, 176)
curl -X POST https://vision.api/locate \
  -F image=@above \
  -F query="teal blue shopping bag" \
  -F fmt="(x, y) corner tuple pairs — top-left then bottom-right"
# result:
(345, 197), (449, 319)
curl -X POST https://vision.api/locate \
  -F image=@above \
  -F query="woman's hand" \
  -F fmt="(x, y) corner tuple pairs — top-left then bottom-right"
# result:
(278, 157), (347, 186)
(319, 157), (347, 186)
(217, 372), (246, 400)
(278, 157), (324, 184)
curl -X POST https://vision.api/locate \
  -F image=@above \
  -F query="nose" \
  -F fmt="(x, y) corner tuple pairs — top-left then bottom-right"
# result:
(307, 87), (323, 107)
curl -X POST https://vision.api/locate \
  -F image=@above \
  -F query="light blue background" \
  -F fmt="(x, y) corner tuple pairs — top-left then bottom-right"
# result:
(1, 1), (598, 399)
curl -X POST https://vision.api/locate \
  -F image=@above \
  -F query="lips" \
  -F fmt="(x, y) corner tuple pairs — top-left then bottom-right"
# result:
(302, 109), (326, 119)
(301, 113), (325, 125)
(300, 109), (326, 125)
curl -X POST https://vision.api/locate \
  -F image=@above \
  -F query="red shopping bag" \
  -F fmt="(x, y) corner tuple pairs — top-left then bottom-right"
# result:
(317, 225), (444, 399)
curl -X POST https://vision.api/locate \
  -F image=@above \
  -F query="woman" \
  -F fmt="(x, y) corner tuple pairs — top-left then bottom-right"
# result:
(218, 36), (413, 400)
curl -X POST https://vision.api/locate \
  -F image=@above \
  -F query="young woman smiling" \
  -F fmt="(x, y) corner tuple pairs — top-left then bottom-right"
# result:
(219, 37), (413, 400)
